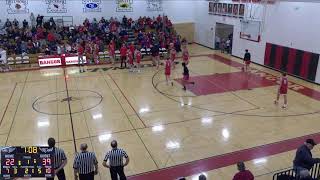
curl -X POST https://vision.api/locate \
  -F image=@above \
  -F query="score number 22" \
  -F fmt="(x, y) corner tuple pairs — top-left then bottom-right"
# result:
(5, 159), (14, 166)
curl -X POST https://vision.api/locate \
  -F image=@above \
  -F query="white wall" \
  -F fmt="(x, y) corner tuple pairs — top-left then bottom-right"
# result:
(1, 0), (195, 25)
(194, 0), (320, 83)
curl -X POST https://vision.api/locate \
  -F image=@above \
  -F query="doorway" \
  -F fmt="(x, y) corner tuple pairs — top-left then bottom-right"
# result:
(215, 23), (234, 54)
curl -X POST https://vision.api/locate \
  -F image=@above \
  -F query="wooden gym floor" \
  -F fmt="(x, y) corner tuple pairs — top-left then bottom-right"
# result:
(1, 44), (320, 180)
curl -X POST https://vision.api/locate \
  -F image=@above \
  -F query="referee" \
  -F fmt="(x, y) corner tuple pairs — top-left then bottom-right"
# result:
(47, 138), (67, 180)
(73, 143), (99, 180)
(103, 140), (129, 180)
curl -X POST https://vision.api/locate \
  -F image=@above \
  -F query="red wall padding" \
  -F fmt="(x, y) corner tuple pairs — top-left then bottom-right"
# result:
(264, 43), (319, 82)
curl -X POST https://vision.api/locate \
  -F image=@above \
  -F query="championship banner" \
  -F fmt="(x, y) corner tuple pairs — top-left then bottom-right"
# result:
(6, 0), (29, 14)
(83, 0), (101, 12)
(116, 0), (133, 12)
(46, 0), (67, 13)
(147, 0), (162, 11)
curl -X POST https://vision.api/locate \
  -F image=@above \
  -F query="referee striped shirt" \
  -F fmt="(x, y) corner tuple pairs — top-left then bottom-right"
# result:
(53, 147), (67, 169)
(73, 151), (98, 174)
(104, 148), (128, 167)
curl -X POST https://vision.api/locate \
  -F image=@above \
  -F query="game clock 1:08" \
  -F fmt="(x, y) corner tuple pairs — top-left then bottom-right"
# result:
(0, 146), (55, 178)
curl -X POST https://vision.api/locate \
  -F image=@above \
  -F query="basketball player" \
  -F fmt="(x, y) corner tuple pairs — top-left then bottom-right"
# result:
(170, 43), (177, 69)
(151, 44), (160, 69)
(165, 58), (173, 86)
(182, 46), (189, 65)
(129, 42), (135, 58)
(134, 47), (142, 72)
(274, 72), (288, 108)
(243, 49), (251, 72)
(77, 42), (85, 73)
(120, 43), (127, 68)
(127, 48), (134, 72)
(109, 40), (116, 67)
(85, 42), (92, 64)
(182, 62), (195, 91)
(93, 42), (100, 64)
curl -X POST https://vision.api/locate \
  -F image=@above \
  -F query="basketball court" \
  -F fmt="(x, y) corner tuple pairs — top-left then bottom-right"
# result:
(1, 0), (320, 179)
(1, 44), (320, 179)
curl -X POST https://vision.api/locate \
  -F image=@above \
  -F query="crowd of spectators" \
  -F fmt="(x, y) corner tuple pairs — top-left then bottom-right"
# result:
(0, 14), (185, 59)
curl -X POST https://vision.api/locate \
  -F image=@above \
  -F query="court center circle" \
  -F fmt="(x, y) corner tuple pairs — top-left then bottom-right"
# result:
(32, 90), (103, 115)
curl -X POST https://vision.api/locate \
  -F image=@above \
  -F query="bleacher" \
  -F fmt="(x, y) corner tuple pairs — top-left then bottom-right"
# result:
(1, 15), (177, 71)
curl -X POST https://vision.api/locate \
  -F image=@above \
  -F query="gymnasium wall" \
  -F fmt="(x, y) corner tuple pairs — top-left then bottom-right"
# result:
(0, 0), (195, 24)
(173, 23), (195, 43)
(194, 0), (320, 83)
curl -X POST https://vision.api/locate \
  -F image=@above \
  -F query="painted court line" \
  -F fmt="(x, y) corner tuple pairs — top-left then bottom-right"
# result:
(128, 55), (320, 180)
(108, 74), (147, 128)
(209, 54), (320, 101)
(0, 83), (17, 128)
(128, 132), (320, 180)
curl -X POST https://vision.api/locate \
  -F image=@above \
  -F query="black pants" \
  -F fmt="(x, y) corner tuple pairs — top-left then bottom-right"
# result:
(46, 168), (66, 180)
(110, 166), (126, 180)
(79, 171), (95, 180)
(120, 56), (126, 68)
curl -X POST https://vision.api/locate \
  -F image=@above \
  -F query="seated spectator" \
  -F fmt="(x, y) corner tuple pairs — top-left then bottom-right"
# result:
(22, 19), (28, 29)
(122, 15), (128, 28)
(44, 45), (50, 55)
(293, 139), (320, 177)
(57, 43), (62, 55)
(36, 14), (43, 27)
(5, 19), (12, 28)
(99, 17), (106, 24)
(26, 40), (35, 54)
(233, 162), (254, 180)
(1, 15), (179, 63)
(49, 17), (56, 30)
(13, 18), (19, 27)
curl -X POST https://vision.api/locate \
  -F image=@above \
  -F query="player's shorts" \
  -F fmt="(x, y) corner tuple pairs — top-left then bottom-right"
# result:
(183, 74), (189, 81)
(279, 87), (288, 94)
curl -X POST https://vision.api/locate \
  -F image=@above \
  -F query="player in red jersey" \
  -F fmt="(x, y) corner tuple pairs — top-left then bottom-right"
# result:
(182, 46), (189, 65)
(134, 48), (142, 72)
(85, 42), (92, 64)
(120, 43), (127, 68)
(274, 72), (288, 108)
(129, 42), (135, 57)
(127, 49), (134, 72)
(108, 40), (115, 67)
(77, 42), (85, 73)
(93, 43), (100, 64)
(164, 58), (173, 86)
(170, 43), (176, 69)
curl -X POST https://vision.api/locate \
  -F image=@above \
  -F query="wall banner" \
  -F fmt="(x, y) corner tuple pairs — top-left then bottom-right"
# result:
(6, 0), (29, 14)
(146, 0), (162, 11)
(116, 0), (133, 12)
(83, 0), (101, 12)
(46, 0), (67, 13)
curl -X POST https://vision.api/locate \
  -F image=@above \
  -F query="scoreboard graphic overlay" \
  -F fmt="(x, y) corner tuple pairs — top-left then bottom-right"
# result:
(1, 146), (54, 178)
